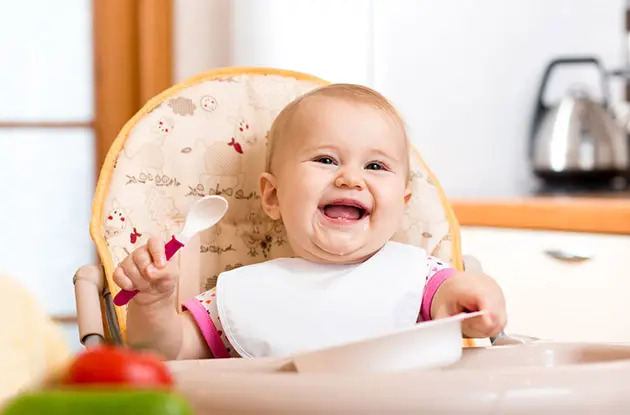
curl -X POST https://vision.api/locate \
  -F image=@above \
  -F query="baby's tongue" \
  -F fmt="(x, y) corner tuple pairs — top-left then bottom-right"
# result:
(324, 205), (362, 220)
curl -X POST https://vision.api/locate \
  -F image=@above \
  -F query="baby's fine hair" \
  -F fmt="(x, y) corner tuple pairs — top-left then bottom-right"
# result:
(265, 83), (409, 173)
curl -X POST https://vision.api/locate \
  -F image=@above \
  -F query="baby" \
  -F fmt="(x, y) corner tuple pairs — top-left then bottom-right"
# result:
(114, 84), (507, 360)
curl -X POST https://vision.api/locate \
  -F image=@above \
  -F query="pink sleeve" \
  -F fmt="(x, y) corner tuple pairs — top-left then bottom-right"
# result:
(419, 256), (457, 321)
(182, 296), (231, 359)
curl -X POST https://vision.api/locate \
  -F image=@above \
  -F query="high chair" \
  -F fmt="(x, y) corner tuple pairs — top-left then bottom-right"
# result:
(72, 67), (630, 414)
(74, 66), (485, 347)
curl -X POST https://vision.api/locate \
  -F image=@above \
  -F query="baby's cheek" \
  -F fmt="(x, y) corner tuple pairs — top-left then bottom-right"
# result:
(277, 206), (303, 233)
(377, 198), (407, 230)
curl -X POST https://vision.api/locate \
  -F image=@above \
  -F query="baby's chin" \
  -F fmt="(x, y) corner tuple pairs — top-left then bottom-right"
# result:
(303, 247), (377, 265)
(293, 237), (382, 265)
(285, 219), (393, 264)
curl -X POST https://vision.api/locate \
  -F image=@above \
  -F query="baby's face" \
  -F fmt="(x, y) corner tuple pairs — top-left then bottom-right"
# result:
(262, 96), (410, 264)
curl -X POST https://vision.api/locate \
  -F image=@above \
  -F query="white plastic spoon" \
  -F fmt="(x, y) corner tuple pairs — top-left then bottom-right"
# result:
(113, 195), (229, 306)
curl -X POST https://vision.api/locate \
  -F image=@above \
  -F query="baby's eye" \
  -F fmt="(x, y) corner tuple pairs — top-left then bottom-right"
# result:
(365, 162), (387, 171)
(314, 156), (336, 165)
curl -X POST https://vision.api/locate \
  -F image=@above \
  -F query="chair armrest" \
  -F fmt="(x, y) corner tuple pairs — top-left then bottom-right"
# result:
(73, 264), (106, 347)
(462, 254), (483, 273)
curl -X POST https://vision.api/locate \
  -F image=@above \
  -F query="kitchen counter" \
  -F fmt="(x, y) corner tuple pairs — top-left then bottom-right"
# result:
(450, 191), (630, 235)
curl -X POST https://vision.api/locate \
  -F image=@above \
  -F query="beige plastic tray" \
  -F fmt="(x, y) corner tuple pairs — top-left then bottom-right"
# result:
(169, 342), (630, 414)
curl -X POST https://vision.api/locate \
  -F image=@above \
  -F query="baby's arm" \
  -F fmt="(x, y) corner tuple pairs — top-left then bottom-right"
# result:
(418, 256), (457, 322)
(113, 236), (212, 360)
(427, 263), (507, 338)
(126, 294), (212, 360)
(180, 290), (234, 358)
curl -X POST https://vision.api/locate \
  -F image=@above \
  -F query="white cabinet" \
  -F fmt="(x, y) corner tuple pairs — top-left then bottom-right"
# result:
(461, 227), (630, 343)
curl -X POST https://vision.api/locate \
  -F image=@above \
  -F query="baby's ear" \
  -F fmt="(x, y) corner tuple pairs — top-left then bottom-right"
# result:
(260, 173), (281, 220)
(404, 183), (412, 205)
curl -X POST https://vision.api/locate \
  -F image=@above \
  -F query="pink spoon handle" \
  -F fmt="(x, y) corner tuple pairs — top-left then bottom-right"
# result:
(164, 235), (185, 261)
(113, 236), (185, 306)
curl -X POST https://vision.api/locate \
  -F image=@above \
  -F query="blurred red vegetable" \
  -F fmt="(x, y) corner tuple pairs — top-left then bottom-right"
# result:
(63, 345), (173, 388)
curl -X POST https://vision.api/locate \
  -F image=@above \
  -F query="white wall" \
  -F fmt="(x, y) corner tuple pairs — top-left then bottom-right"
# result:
(173, 0), (231, 81)
(174, 0), (372, 84)
(373, 0), (626, 197)
(229, 0), (372, 85)
(174, 0), (626, 197)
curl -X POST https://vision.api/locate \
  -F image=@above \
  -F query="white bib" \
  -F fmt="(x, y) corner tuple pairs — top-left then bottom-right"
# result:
(216, 241), (429, 358)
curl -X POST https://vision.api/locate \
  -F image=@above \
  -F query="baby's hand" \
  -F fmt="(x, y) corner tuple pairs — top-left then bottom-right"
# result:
(430, 272), (507, 338)
(113, 236), (177, 305)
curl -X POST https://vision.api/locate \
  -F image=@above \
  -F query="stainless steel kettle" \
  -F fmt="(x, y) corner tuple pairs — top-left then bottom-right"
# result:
(530, 57), (629, 185)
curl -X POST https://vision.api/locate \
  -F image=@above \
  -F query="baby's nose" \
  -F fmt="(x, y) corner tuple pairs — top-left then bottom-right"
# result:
(335, 168), (366, 190)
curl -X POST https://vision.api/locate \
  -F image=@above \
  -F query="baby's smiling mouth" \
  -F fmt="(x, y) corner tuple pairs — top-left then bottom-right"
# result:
(318, 199), (371, 221)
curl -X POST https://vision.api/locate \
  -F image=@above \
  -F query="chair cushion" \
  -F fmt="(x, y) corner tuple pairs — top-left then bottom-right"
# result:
(91, 68), (462, 331)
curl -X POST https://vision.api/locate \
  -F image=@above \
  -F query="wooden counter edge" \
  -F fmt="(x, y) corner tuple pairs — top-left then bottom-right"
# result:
(450, 197), (630, 235)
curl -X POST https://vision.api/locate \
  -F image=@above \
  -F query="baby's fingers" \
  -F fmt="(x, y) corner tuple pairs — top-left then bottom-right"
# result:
(482, 312), (495, 328)
(118, 252), (151, 292)
(462, 313), (502, 338)
(145, 263), (174, 282)
(132, 247), (154, 278)
(145, 264), (177, 293)
(481, 294), (507, 333)
(113, 266), (134, 291)
(147, 236), (166, 268)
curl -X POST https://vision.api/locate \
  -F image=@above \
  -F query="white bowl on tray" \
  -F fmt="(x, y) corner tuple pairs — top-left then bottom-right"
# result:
(291, 311), (485, 374)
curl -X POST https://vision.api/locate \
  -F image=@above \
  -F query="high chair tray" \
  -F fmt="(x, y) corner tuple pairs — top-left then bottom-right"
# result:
(169, 343), (630, 414)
